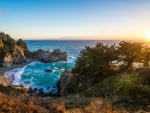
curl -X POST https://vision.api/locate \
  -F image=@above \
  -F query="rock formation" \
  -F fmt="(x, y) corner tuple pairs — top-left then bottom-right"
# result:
(48, 49), (67, 62)
(2, 46), (68, 67)
(12, 45), (26, 64)
(3, 53), (13, 67)
(31, 49), (67, 63)
(0, 32), (68, 67)
(31, 49), (51, 62)
(3, 45), (26, 67)
(44, 69), (53, 73)
(58, 71), (75, 96)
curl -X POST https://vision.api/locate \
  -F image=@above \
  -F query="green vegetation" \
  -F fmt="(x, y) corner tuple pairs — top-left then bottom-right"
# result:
(0, 32), (15, 64)
(115, 74), (138, 96)
(72, 43), (118, 81)
(16, 38), (29, 55)
(117, 41), (143, 68)
(0, 32), (28, 65)
(69, 41), (150, 112)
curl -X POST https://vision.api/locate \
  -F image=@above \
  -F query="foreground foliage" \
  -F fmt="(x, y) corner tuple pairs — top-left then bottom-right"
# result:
(0, 89), (127, 113)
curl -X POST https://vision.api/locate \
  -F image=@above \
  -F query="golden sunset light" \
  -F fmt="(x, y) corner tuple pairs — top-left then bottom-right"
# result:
(145, 32), (150, 41)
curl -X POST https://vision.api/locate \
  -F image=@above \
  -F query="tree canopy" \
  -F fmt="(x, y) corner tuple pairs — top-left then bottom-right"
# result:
(72, 43), (118, 80)
(72, 41), (150, 81)
(117, 41), (143, 68)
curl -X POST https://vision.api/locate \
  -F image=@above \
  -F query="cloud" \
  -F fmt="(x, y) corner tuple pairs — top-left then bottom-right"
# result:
(0, 11), (7, 16)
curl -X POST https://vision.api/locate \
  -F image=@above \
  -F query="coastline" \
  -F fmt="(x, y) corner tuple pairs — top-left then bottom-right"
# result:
(0, 58), (36, 86)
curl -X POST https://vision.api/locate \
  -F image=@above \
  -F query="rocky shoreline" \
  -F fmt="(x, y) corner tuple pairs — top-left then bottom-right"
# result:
(0, 57), (37, 85)
(0, 49), (68, 96)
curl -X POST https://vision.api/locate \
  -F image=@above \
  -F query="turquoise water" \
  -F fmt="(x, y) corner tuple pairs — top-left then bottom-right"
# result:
(10, 40), (119, 94)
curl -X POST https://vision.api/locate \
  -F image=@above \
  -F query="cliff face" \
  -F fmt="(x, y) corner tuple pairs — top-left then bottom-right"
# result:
(12, 45), (26, 63)
(0, 32), (27, 67)
(3, 45), (26, 67)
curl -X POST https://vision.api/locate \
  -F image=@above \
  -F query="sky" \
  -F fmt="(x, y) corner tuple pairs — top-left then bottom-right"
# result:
(0, 0), (150, 40)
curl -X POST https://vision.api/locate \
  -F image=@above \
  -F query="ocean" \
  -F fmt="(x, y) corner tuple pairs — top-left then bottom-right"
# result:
(5, 40), (120, 95)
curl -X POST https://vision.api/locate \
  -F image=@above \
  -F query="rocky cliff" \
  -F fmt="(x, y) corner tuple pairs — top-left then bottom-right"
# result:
(3, 45), (26, 67)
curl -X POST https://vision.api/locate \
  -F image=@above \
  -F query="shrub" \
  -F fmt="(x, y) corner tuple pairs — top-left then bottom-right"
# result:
(137, 68), (150, 85)
(115, 75), (139, 96)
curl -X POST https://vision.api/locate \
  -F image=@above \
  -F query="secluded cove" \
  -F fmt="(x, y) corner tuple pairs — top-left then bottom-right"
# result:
(4, 60), (74, 95)
(1, 39), (120, 95)
(2, 40), (120, 95)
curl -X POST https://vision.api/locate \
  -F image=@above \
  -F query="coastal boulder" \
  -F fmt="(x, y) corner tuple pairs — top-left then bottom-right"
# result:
(58, 71), (79, 96)
(45, 69), (53, 73)
(3, 53), (13, 67)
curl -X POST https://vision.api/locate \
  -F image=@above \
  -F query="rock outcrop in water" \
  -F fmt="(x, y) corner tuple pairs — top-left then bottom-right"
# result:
(44, 69), (53, 73)
(31, 49), (67, 63)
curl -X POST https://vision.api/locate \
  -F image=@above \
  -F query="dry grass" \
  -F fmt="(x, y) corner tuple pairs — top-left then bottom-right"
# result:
(0, 92), (128, 113)
(66, 99), (128, 113)
(0, 93), (46, 113)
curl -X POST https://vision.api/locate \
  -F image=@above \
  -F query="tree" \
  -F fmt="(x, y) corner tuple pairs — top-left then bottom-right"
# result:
(0, 32), (16, 64)
(136, 47), (150, 67)
(16, 39), (29, 55)
(117, 41), (143, 68)
(72, 43), (117, 80)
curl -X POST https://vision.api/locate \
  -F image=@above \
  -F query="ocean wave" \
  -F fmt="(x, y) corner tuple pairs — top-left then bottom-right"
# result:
(12, 66), (27, 85)
(4, 68), (22, 77)
(68, 56), (76, 59)
(27, 61), (41, 66)
(4, 60), (74, 94)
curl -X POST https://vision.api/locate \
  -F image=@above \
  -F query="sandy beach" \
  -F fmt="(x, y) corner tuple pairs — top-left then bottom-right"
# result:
(0, 75), (8, 86)
(0, 58), (36, 86)
(0, 64), (25, 86)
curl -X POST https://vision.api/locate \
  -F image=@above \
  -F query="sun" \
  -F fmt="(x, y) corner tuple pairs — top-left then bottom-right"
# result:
(145, 32), (150, 41)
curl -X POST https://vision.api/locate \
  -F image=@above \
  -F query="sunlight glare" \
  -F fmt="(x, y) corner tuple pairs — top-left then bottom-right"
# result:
(145, 32), (150, 41)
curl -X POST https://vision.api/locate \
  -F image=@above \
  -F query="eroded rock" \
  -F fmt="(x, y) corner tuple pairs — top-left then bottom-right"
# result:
(31, 49), (67, 63)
